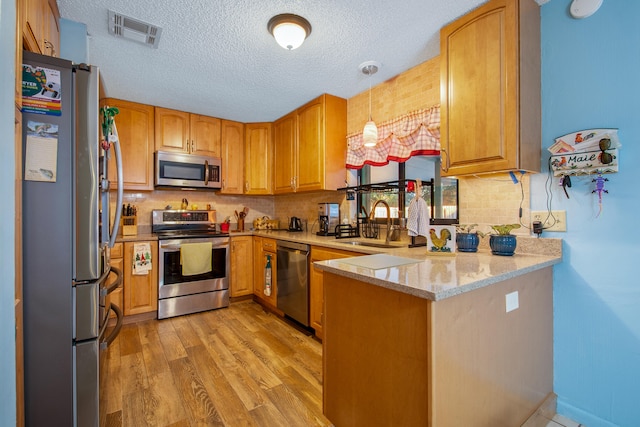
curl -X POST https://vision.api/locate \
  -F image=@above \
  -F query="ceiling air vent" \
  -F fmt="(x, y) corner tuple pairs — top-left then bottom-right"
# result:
(108, 10), (162, 49)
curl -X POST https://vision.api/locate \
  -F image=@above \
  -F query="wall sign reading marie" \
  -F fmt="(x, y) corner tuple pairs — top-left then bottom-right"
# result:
(22, 63), (62, 116)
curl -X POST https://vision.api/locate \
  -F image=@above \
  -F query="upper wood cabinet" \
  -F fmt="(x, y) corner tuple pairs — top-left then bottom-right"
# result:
(244, 122), (272, 195)
(273, 94), (347, 194)
(440, 0), (540, 176)
(155, 107), (222, 157)
(23, 0), (59, 57)
(16, 0), (24, 108)
(273, 111), (297, 194)
(230, 236), (253, 297)
(101, 98), (155, 191)
(220, 119), (244, 195)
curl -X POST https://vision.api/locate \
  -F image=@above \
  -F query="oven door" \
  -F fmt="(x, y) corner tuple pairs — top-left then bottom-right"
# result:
(158, 236), (229, 299)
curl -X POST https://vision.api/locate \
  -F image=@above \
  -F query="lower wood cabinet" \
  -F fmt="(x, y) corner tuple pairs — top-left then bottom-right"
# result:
(230, 236), (253, 297)
(310, 246), (362, 339)
(122, 241), (158, 316)
(253, 237), (279, 311)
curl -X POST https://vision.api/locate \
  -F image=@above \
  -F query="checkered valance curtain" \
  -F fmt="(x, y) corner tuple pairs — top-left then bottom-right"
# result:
(345, 106), (440, 169)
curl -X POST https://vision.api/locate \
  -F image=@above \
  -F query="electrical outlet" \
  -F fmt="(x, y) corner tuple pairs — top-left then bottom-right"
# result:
(531, 210), (567, 232)
(506, 291), (519, 313)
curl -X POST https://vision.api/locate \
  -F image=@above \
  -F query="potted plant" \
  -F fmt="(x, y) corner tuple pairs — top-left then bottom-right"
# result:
(455, 224), (485, 252)
(488, 224), (521, 256)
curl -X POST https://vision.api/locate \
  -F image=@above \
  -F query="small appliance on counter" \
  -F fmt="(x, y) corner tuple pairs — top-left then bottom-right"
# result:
(288, 216), (303, 232)
(317, 203), (340, 236)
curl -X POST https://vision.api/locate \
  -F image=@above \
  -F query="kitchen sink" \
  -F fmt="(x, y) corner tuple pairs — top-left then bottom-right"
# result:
(340, 241), (399, 249)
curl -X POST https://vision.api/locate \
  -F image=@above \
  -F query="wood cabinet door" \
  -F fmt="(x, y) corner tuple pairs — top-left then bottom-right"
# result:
(273, 111), (297, 194)
(190, 114), (221, 157)
(244, 122), (272, 195)
(102, 99), (155, 191)
(24, 0), (44, 53)
(43, 0), (59, 57)
(253, 238), (277, 308)
(123, 241), (158, 316)
(220, 119), (244, 194)
(440, 0), (520, 176)
(260, 250), (277, 308)
(230, 236), (254, 297)
(296, 97), (324, 192)
(253, 237), (263, 297)
(155, 107), (190, 153)
(16, 0), (23, 108)
(309, 246), (362, 339)
(15, 108), (25, 427)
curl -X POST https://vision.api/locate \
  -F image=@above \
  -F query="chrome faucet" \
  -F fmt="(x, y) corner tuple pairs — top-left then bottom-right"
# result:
(369, 200), (392, 244)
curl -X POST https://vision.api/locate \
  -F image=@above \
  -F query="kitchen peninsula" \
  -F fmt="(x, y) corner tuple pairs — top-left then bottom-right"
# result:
(305, 235), (561, 427)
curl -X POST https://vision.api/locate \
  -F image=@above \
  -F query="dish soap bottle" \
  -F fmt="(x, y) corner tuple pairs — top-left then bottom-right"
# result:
(264, 254), (272, 297)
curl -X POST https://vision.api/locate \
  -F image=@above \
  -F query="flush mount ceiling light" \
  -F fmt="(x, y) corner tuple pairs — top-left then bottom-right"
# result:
(360, 61), (381, 148)
(268, 14), (312, 50)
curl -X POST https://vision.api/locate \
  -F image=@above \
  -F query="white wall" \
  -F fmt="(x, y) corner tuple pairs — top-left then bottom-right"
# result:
(0, 0), (18, 424)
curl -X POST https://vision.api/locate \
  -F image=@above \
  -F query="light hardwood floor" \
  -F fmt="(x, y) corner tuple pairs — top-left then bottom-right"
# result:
(103, 300), (333, 426)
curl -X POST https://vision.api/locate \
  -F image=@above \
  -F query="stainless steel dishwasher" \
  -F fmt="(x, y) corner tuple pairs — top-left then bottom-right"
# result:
(276, 240), (310, 326)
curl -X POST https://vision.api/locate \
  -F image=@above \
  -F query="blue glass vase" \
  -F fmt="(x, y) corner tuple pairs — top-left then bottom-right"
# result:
(489, 235), (517, 256)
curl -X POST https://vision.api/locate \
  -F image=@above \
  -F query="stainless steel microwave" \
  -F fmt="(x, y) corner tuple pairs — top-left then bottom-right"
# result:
(155, 151), (222, 190)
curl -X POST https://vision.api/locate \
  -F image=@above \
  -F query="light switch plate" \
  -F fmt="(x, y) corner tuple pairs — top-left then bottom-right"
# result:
(506, 291), (519, 313)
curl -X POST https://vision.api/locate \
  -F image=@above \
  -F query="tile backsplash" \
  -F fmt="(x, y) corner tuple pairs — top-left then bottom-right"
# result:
(116, 172), (531, 237)
(110, 189), (353, 233)
(458, 172), (531, 236)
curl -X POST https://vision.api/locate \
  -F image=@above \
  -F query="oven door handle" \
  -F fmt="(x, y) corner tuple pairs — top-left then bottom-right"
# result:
(160, 241), (227, 250)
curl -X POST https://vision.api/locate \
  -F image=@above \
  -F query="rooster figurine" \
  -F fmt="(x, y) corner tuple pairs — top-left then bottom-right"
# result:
(429, 228), (452, 252)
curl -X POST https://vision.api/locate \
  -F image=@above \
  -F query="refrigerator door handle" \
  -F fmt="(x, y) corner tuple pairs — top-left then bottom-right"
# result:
(108, 120), (124, 248)
(100, 303), (123, 350)
(104, 266), (122, 295)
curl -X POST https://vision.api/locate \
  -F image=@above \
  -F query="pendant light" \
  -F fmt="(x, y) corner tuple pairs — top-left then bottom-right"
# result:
(268, 14), (312, 50)
(360, 61), (380, 147)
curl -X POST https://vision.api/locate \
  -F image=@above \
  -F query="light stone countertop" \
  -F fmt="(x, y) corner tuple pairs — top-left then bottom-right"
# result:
(117, 229), (562, 301)
(253, 230), (563, 301)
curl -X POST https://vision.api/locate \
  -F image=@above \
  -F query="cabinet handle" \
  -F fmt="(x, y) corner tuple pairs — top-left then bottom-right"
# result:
(222, 179), (226, 190)
(191, 140), (195, 153)
(245, 181), (249, 191)
(44, 40), (56, 57)
(186, 139), (190, 153)
(440, 148), (449, 172)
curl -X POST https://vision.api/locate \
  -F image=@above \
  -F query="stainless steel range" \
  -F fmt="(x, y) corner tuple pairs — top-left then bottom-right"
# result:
(152, 210), (229, 319)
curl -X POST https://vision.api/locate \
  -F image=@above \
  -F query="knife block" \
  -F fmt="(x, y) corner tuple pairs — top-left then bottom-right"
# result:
(121, 215), (137, 236)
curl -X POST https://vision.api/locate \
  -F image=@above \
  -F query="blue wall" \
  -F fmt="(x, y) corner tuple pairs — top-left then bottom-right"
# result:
(59, 18), (88, 64)
(536, 1), (640, 426)
(0, 0), (17, 424)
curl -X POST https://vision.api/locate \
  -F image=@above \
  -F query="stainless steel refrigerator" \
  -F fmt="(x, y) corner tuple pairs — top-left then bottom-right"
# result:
(21, 51), (124, 427)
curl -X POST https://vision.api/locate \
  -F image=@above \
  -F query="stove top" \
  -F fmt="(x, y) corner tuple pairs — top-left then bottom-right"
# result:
(152, 209), (228, 239)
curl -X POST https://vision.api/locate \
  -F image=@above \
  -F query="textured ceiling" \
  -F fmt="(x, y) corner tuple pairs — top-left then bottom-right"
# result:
(57, 0), (545, 123)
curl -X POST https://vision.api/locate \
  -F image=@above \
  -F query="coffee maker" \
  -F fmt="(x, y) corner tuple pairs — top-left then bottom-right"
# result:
(317, 203), (340, 236)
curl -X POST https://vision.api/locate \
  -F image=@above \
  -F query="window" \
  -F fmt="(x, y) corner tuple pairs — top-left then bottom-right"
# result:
(358, 156), (458, 224)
